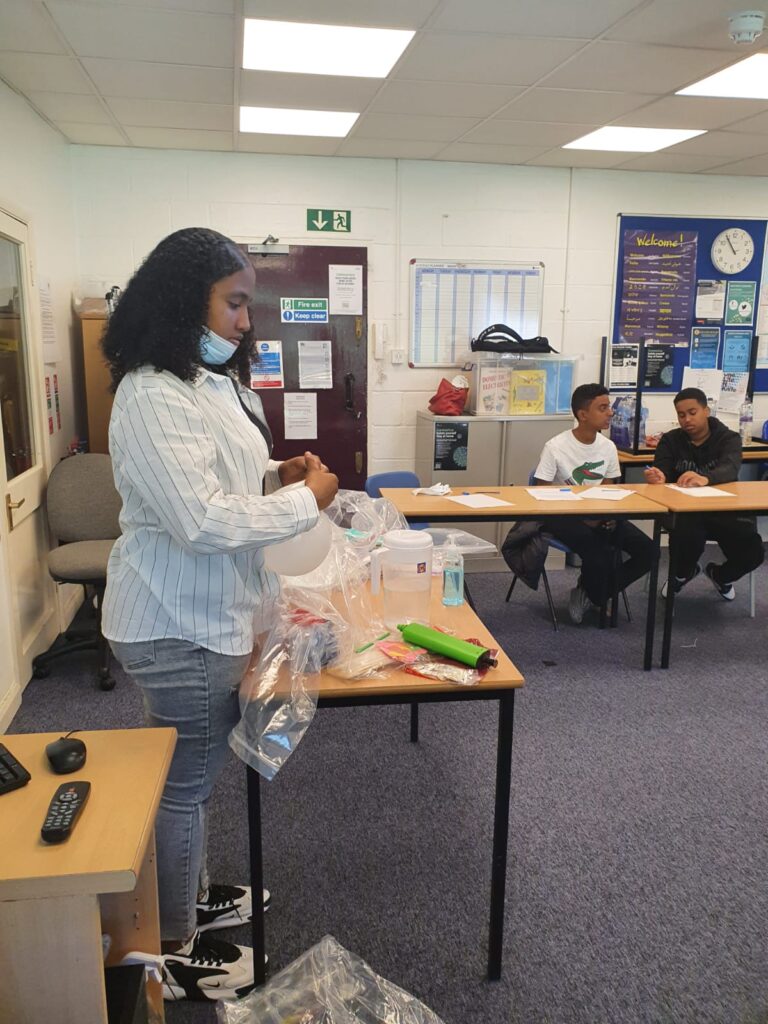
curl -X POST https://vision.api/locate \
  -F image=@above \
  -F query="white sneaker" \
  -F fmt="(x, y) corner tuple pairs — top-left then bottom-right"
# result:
(161, 929), (263, 1002)
(661, 563), (701, 599)
(196, 883), (270, 932)
(568, 584), (593, 625)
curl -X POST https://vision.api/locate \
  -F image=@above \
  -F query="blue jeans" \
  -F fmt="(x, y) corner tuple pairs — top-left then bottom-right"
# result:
(110, 638), (250, 941)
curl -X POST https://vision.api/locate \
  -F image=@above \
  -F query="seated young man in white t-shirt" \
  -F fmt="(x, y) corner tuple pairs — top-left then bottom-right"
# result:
(533, 383), (654, 624)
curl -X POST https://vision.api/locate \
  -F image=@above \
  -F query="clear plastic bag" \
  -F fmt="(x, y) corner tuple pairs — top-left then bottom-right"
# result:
(216, 934), (446, 1024)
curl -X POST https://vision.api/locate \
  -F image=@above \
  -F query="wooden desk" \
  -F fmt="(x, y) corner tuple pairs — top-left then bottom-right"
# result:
(246, 585), (524, 983)
(626, 482), (768, 668)
(382, 485), (665, 669)
(619, 447), (768, 466)
(0, 728), (176, 1024)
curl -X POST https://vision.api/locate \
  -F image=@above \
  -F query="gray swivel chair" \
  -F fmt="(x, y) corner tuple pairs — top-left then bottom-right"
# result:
(32, 453), (122, 691)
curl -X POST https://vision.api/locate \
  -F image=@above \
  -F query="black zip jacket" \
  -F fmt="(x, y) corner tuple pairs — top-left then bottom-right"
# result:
(652, 417), (742, 484)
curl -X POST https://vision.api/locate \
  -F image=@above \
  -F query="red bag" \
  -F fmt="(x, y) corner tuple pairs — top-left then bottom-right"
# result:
(428, 377), (468, 415)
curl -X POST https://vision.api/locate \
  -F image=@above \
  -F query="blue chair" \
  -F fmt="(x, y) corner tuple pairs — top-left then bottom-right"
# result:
(365, 471), (430, 530)
(504, 471), (630, 630)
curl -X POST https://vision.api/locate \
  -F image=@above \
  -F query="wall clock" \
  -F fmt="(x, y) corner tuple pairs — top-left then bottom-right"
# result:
(711, 227), (755, 274)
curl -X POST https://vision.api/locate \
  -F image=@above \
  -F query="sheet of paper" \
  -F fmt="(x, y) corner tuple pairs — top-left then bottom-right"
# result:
(284, 392), (317, 439)
(329, 264), (362, 315)
(718, 371), (748, 415)
(681, 367), (723, 403)
(578, 487), (634, 501)
(298, 340), (333, 389)
(666, 485), (731, 497)
(250, 340), (284, 389)
(443, 493), (513, 509)
(526, 488), (581, 501)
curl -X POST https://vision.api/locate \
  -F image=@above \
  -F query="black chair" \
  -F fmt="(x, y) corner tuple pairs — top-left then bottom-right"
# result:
(32, 454), (121, 690)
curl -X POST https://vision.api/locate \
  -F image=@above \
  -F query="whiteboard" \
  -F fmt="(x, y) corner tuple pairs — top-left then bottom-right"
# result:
(409, 259), (544, 367)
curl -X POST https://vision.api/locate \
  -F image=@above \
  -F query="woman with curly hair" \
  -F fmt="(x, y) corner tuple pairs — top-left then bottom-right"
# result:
(102, 227), (338, 1002)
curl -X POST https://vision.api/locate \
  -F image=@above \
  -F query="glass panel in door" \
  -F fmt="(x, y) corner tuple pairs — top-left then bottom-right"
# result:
(0, 236), (34, 480)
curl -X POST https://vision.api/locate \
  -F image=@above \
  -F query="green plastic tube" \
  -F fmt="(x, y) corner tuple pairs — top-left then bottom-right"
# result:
(397, 623), (497, 668)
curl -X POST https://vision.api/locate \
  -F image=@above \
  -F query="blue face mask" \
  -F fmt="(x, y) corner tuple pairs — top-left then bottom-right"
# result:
(200, 327), (239, 365)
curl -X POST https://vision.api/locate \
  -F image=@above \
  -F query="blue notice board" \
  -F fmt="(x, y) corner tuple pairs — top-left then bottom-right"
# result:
(611, 214), (768, 392)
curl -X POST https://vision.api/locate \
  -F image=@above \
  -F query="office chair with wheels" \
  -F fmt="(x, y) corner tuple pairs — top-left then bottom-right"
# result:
(32, 453), (122, 691)
(504, 471), (631, 630)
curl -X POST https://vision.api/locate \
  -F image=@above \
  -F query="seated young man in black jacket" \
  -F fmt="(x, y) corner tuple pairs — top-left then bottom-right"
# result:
(644, 387), (764, 600)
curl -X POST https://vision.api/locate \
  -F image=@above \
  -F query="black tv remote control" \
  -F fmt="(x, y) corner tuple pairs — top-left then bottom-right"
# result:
(41, 781), (91, 844)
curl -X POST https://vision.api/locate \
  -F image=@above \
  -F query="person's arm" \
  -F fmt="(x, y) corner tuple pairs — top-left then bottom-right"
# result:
(605, 442), (621, 484)
(704, 432), (742, 485)
(111, 388), (334, 555)
(532, 442), (556, 486)
(645, 434), (675, 483)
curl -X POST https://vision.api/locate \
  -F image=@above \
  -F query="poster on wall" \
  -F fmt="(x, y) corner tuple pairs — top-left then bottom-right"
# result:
(433, 421), (469, 471)
(250, 340), (284, 389)
(643, 343), (676, 388)
(694, 279), (726, 321)
(722, 330), (752, 374)
(719, 371), (749, 414)
(689, 327), (720, 370)
(724, 280), (756, 326)
(618, 228), (697, 345)
(610, 344), (639, 389)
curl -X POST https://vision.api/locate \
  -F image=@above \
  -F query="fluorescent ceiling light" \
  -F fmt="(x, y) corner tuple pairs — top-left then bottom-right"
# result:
(240, 105), (359, 137)
(563, 126), (706, 152)
(677, 53), (768, 99)
(243, 18), (414, 78)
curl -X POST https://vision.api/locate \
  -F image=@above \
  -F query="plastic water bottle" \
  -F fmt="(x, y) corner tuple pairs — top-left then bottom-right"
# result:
(441, 541), (465, 606)
(739, 400), (754, 444)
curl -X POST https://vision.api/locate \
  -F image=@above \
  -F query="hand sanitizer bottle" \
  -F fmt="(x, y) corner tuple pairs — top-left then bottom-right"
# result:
(442, 540), (465, 606)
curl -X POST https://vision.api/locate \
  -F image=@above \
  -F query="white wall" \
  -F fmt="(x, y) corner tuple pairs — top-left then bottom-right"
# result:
(70, 145), (768, 475)
(0, 81), (79, 463)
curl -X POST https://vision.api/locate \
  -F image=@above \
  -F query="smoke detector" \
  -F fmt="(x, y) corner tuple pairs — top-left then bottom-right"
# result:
(728, 10), (765, 43)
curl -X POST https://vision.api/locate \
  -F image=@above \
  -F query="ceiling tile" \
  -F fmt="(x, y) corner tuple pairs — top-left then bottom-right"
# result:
(667, 130), (768, 157)
(27, 91), (110, 124)
(239, 70), (380, 110)
(242, 0), (439, 29)
(369, 80), (523, 117)
(502, 87), (653, 123)
(526, 148), (631, 167)
(94, 0), (234, 10)
(351, 113), (480, 142)
(108, 97), (233, 130)
(81, 58), (233, 102)
(702, 154), (768, 175)
(0, 53), (92, 93)
(126, 126), (234, 150)
(724, 110), (768, 135)
(612, 95), (768, 130)
(616, 151), (736, 172)
(542, 41), (735, 94)
(47, 2), (234, 66)
(336, 138), (443, 158)
(433, 0), (642, 38)
(464, 120), (596, 146)
(57, 122), (127, 145)
(236, 133), (340, 155)
(606, 0), (766, 50)
(435, 142), (548, 163)
(393, 33), (586, 86)
(0, 0), (67, 54)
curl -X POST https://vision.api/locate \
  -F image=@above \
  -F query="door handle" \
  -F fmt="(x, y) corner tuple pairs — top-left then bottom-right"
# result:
(5, 494), (25, 530)
(344, 372), (355, 413)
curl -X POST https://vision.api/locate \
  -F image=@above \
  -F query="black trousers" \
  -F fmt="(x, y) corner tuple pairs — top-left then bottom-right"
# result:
(544, 518), (654, 606)
(669, 513), (765, 584)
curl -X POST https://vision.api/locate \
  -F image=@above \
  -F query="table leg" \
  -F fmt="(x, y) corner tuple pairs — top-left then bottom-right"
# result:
(644, 518), (661, 671)
(610, 521), (624, 628)
(247, 766), (267, 987)
(410, 701), (419, 742)
(661, 516), (677, 669)
(488, 690), (515, 981)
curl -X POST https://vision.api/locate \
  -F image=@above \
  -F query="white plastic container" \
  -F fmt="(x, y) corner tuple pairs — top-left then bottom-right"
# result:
(370, 530), (433, 628)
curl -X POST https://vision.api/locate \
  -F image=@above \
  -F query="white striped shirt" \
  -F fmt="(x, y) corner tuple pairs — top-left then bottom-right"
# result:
(102, 365), (319, 655)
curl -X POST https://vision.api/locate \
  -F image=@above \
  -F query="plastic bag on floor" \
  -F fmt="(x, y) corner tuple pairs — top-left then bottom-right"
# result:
(216, 934), (446, 1024)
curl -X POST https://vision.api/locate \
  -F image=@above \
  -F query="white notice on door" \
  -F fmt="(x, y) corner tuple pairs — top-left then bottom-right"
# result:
(329, 264), (362, 315)
(284, 393), (317, 439)
(298, 340), (333, 389)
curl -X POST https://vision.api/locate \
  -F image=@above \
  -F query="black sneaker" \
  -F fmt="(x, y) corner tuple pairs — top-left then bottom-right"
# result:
(705, 562), (736, 601)
(661, 563), (701, 598)
(196, 883), (270, 932)
(161, 929), (261, 1001)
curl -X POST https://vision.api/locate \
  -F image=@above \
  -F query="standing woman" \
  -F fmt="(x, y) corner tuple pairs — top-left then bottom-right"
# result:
(101, 228), (338, 1002)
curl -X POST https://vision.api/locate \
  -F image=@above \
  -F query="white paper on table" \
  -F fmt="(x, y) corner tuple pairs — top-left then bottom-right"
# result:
(666, 485), (731, 497)
(526, 488), (580, 501)
(284, 392), (317, 439)
(577, 487), (634, 501)
(443, 493), (513, 509)
(298, 340), (333, 389)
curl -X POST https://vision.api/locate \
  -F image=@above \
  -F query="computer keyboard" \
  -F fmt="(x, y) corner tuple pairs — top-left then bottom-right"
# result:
(0, 742), (31, 795)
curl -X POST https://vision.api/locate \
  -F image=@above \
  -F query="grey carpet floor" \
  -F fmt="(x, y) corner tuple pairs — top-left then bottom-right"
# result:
(9, 560), (768, 1024)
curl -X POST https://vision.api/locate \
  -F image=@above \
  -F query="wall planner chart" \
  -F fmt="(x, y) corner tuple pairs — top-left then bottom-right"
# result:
(409, 259), (544, 367)
(610, 214), (768, 392)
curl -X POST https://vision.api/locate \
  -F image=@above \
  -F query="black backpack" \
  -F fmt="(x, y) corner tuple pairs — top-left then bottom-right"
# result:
(471, 323), (557, 354)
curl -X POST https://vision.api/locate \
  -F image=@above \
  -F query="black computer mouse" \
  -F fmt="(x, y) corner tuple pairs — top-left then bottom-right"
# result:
(45, 736), (87, 774)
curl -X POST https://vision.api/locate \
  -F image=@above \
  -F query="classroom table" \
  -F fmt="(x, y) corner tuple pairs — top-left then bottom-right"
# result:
(627, 481), (768, 668)
(381, 485), (666, 670)
(246, 583), (524, 984)
(618, 445), (768, 481)
(0, 728), (176, 1024)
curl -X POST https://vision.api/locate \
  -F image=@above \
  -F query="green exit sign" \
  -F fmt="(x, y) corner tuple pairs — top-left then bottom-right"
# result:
(306, 208), (351, 232)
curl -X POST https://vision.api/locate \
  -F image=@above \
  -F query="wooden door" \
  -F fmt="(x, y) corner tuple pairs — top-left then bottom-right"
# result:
(240, 245), (367, 490)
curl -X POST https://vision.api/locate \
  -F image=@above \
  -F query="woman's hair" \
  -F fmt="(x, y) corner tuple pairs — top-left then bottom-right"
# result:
(102, 227), (256, 389)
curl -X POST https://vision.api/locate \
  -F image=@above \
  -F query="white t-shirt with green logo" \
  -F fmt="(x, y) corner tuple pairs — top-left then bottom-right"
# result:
(534, 430), (620, 486)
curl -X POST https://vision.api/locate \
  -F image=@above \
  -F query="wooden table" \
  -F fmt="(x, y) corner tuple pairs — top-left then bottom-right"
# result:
(382, 485), (666, 670)
(0, 728), (176, 1024)
(246, 584), (524, 983)
(627, 482), (768, 668)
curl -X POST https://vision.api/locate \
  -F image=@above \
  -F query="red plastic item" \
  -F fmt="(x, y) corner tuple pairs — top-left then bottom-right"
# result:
(428, 378), (468, 415)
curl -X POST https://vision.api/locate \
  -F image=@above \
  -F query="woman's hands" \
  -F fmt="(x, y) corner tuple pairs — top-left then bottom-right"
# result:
(302, 452), (339, 510)
(278, 451), (329, 485)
